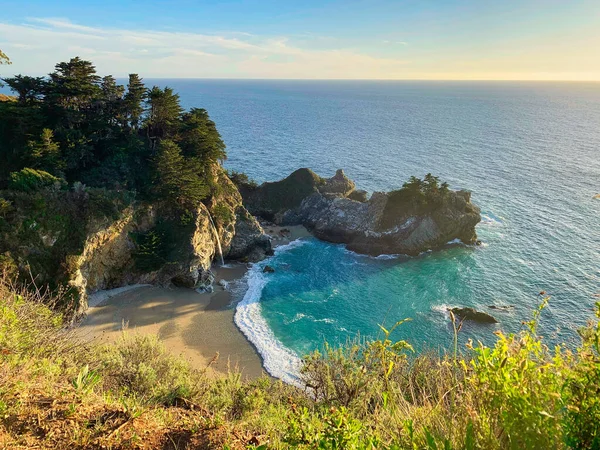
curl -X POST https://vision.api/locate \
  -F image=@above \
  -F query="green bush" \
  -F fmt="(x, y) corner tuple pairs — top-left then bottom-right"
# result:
(212, 203), (234, 226)
(130, 228), (166, 272)
(227, 170), (258, 190)
(97, 333), (196, 403)
(8, 168), (64, 192)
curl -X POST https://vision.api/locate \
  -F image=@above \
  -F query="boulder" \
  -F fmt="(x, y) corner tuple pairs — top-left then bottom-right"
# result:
(263, 265), (275, 273)
(449, 307), (498, 324)
(348, 189), (368, 202)
(319, 169), (356, 197)
(227, 206), (272, 262)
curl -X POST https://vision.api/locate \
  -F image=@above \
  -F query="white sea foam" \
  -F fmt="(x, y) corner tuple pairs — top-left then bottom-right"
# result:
(341, 246), (403, 260)
(446, 238), (463, 245)
(373, 253), (402, 260)
(431, 303), (456, 320)
(234, 239), (308, 386)
(479, 212), (504, 226)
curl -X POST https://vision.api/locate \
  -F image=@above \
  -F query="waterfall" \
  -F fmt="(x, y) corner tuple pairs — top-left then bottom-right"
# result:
(207, 211), (225, 266)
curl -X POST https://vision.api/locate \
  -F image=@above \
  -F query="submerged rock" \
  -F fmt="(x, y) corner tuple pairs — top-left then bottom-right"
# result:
(263, 265), (275, 273)
(449, 307), (498, 324)
(488, 304), (515, 311)
(242, 169), (481, 256)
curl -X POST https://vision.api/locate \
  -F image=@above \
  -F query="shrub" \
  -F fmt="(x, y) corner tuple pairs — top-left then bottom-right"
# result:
(227, 170), (258, 190)
(212, 203), (234, 226)
(8, 168), (65, 192)
(380, 173), (451, 229)
(130, 229), (166, 272)
(97, 333), (197, 403)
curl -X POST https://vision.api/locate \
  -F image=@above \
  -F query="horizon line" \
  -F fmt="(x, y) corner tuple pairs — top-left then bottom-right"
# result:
(2, 74), (599, 83)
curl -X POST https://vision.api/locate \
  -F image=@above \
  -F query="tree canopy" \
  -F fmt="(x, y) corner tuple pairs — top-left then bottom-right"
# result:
(0, 57), (227, 208)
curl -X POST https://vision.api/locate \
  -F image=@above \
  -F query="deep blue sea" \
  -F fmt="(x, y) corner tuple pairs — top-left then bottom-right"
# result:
(9, 80), (600, 382)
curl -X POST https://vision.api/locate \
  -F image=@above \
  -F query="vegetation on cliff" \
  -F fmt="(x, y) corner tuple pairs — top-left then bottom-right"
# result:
(1, 276), (598, 449)
(0, 57), (243, 306)
(379, 173), (451, 229)
(0, 57), (224, 203)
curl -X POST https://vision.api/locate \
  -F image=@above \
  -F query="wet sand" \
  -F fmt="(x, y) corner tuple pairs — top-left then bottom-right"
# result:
(78, 224), (311, 380)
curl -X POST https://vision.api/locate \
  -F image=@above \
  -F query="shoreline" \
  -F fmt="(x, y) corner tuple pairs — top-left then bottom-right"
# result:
(78, 224), (311, 380)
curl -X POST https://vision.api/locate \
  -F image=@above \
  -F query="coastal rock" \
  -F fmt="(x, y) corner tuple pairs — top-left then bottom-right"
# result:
(348, 189), (368, 202)
(488, 304), (515, 311)
(227, 207), (272, 262)
(70, 202), (223, 305)
(263, 265), (275, 273)
(243, 169), (481, 256)
(449, 307), (498, 324)
(241, 168), (324, 221)
(319, 169), (356, 197)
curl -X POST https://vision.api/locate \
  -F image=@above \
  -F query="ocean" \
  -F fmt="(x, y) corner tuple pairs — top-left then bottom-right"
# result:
(10, 79), (600, 382)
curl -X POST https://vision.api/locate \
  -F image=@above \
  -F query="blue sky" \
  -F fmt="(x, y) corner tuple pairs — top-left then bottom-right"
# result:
(1, 0), (599, 79)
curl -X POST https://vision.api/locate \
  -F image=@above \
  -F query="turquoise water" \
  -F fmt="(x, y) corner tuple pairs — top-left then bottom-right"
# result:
(164, 80), (600, 381)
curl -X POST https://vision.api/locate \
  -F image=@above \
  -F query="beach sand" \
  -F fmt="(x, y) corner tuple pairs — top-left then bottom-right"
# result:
(78, 263), (263, 378)
(78, 224), (311, 380)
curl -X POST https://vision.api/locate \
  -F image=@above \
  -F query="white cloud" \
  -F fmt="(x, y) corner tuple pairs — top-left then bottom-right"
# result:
(0, 18), (409, 78)
(382, 40), (408, 45)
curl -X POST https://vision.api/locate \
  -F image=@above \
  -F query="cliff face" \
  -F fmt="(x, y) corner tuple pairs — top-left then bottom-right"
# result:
(0, 168), (270, 312)
(70, 171), (270, 310)
(243, 169), (481, 256)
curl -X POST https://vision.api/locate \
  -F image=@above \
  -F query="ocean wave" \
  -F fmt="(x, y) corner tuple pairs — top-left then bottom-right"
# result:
(431, 303), (457, 320)
(234, 239), (308, 386)
(479, 212), (504, 227)
(284, 313), (336, 325)
(341, 246), (404, 260)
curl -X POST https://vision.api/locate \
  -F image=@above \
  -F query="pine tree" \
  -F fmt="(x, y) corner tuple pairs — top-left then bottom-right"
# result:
(146, 86), (183, 150)
(154, 140), (208, 207)
(46, 57), (101, 111)
(1, 75), (46, 105)
(179, 108), (226, 163)
(124, 74), (146, 131)
(26, 129), (62, 174)
(99, 75), (125, 128)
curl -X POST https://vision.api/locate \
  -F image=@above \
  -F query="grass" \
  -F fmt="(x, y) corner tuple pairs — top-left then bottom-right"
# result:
(0, 274), (599, 449)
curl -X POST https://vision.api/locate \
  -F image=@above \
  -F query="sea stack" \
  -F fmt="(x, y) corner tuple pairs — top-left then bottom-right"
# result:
(238, 168), (482, 256)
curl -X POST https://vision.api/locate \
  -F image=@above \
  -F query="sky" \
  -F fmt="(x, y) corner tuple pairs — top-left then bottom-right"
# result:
(1, 0), (599, 80)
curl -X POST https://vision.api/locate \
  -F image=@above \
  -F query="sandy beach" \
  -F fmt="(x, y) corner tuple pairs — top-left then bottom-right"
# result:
(78, 224), (311, 379)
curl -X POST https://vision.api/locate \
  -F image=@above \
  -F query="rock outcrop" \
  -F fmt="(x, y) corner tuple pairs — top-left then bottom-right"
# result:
(243, 169), (481, 256)
(449, 307), (498, 324)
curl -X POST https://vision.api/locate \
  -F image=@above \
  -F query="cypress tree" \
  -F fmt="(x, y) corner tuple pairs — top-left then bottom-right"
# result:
(124, 74), (146, 131)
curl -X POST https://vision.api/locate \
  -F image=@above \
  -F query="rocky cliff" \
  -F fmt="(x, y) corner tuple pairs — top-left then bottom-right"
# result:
(0, 168), (270, 312)
(242, 169), (481, 256)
